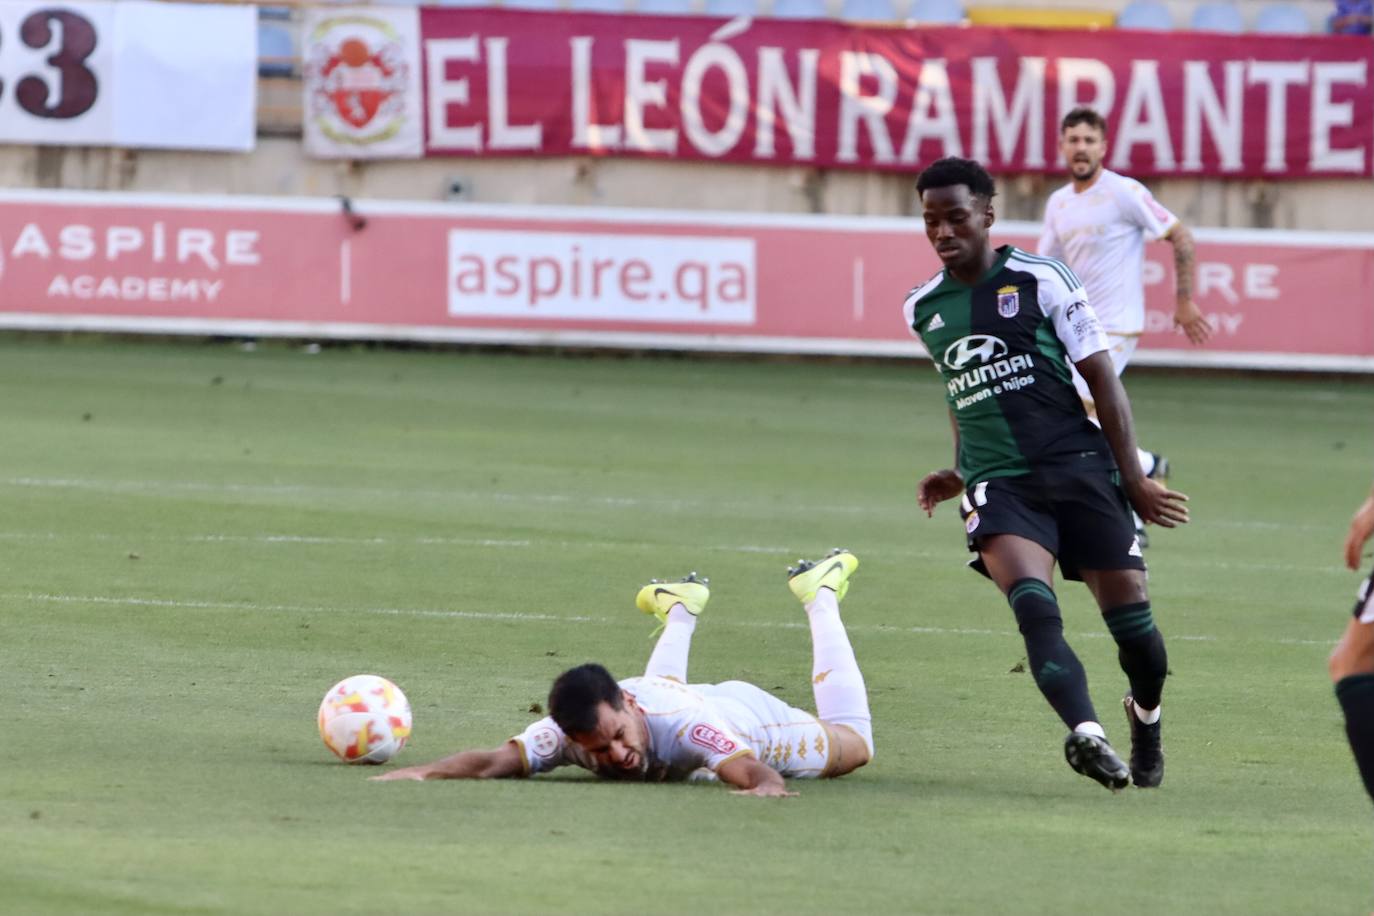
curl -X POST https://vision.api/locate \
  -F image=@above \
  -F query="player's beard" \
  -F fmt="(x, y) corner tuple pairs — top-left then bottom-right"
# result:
(1071, 158), (1100, 181)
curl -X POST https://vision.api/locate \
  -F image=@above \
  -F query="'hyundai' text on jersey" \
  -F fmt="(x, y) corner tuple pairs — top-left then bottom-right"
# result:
(903, 246), (1112, 484)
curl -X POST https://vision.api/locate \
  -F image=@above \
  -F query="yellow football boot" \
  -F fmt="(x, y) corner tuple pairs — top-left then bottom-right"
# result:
(787, 549), (859, 604)
(635, 572), (711, 629)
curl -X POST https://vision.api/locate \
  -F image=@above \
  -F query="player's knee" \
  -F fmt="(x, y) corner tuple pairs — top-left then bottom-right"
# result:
(1088, 571), (1148, 610)
(825, 722), (872, 777)
(1330, 625), (1374, 682)
(1330, 645), (1360, 683)
(1329, 648), (1347, 683)
(1330, 642), (1374, 682)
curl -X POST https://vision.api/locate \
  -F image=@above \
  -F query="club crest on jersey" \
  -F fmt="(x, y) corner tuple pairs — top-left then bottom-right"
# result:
(996, 285), (1020, 318)
(530, 726), (562, 759)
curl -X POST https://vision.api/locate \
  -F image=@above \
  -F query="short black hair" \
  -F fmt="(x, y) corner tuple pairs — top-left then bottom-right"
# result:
(915, 157), (997, 200)
(1061, 106), (1107, 136)
(548, 663), (623, 736)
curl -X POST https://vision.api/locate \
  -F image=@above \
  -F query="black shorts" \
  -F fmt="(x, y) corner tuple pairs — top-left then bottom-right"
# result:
(1354, 572), (1374, 623)
(958, 464), (1146, 582)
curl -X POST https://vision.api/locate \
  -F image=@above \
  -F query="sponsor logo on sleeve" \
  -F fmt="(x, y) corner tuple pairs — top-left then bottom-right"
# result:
(1068, 302), (1103, 342)
(688, 724), (739, 756)
(530, 726), (562, 759)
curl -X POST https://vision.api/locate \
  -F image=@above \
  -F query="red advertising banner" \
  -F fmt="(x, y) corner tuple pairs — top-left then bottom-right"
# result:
(416, 10), (1374, 179)
(0, 190), (1371, 371)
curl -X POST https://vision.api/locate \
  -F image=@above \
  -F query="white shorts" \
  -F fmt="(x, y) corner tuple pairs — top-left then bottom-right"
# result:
(1071, 333), (1141, 408)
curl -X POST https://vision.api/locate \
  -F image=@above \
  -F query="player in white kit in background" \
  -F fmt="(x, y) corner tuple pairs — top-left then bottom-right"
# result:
(1037, 108), (1211, 544)
(372, 550), (873, 797)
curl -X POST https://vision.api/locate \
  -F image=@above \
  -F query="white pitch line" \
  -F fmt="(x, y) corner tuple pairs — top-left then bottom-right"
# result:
(0, 528), (1348, 576)
(0, 475), (1343, 532)
(7, 591), (1340, 649)
(10, 592), (594, 624)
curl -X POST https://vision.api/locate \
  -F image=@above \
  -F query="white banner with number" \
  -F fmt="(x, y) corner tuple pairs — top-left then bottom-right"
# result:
(302, 6), (423, 159)
(0, 0), (256, 151)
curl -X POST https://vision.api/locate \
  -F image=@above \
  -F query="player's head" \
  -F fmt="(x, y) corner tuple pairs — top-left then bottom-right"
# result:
(916, 157), (996, 274)
(548, 663), (649, 779)
(1059, 107), (1108, 182)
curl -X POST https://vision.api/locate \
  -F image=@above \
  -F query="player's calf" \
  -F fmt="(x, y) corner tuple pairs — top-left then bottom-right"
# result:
(1008, 578), (1098, 731)
(794, 551), (874, 764)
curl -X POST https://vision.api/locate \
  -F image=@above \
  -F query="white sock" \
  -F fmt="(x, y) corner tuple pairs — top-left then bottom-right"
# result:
(1074, 720), (1106, 739)
(805, 588), (874, 756)
(1137, 448), (1155, 477)
(1133, 702), (1161, 725)
(643, 605), (696, 683)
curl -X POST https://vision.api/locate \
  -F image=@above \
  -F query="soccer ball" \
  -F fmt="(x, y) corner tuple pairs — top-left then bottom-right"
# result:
(318, 674), (412, 764)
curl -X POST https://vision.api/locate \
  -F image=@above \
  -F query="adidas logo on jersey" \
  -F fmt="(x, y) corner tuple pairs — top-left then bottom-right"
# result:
(926, 313), (945, 331)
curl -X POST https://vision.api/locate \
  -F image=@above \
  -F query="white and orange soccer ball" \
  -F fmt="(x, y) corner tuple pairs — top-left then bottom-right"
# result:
(318, 674), (413, 764)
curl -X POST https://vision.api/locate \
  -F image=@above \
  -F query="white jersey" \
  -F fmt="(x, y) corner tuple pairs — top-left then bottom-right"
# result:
(1037, 169), (1178, 336)
(510, 676), (833, 781)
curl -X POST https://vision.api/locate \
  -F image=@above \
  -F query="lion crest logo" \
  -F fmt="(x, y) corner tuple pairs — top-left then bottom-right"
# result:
(306, 18), (411, 146)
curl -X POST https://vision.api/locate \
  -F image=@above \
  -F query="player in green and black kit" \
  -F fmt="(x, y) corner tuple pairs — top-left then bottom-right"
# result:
(905, 158), (1190, 791)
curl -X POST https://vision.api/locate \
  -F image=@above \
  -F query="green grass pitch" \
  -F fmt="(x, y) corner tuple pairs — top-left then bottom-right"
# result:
(2, 336), (1371, 914)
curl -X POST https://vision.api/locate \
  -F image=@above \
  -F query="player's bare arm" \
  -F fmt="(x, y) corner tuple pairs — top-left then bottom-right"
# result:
(1076, 352), (1189, 527)
(370, 741), (525, 781)
(1344, 483), (1374, 570)
(717, 754), (797, 797)
(918, 411), (965, 516)
(1165, 224), (1211, 345)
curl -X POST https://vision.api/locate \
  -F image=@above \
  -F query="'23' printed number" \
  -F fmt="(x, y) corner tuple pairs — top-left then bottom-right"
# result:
(1, 10), (98, 119)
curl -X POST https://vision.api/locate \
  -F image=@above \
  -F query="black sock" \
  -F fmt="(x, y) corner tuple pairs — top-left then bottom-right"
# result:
(1103, 602), (1168, 711)
(1099, 598), (1165, 714)
(1008, 578), (1097, 730)
(1336, 674), (1374, 804)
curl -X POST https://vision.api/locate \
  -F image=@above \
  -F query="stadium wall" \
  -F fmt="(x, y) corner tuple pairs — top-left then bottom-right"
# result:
(0, 139), (1368, 234)
(1, 188), (1371, 372)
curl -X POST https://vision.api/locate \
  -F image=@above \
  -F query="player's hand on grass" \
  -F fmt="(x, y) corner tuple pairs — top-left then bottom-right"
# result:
(1343, 496), (1374, 570)
(918, 469), (964, 516)
(370, 767), (429, 782)
(1173, 299), (1213, 346)
(1128, 478), (1189, 528)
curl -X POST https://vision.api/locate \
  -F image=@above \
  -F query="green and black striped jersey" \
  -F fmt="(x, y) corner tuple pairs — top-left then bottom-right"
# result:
(903, 245), (1113, 485)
